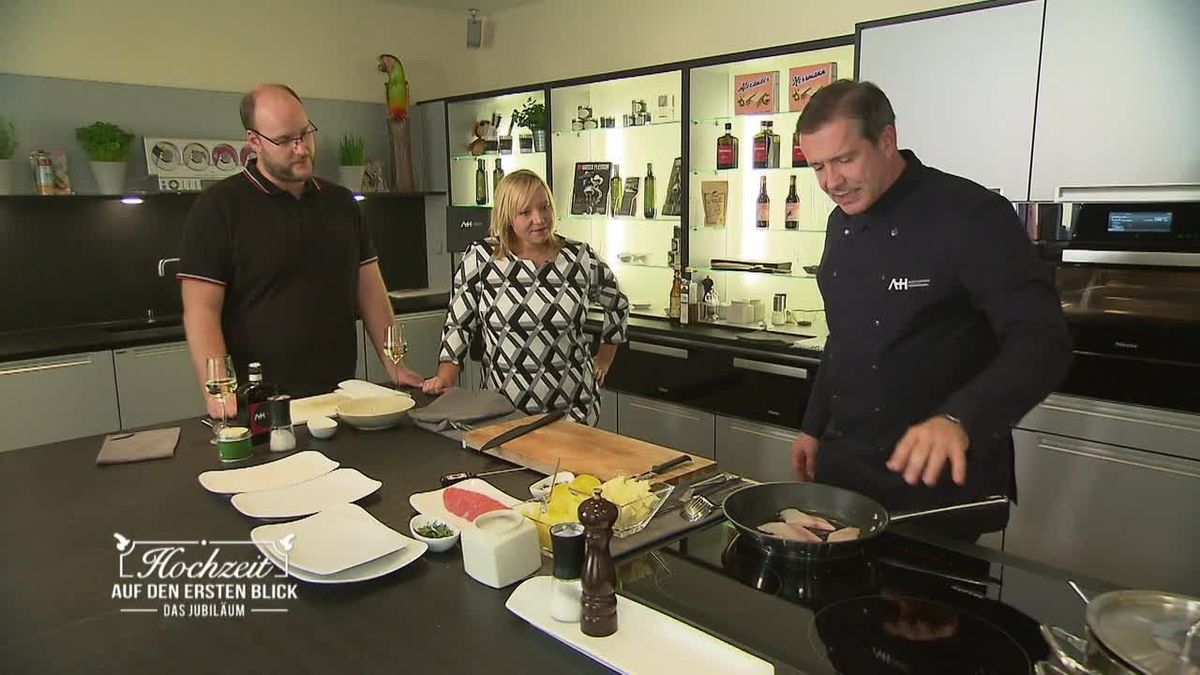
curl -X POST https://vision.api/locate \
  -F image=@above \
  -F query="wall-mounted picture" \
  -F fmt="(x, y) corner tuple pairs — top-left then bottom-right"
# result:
(733, 71), (779, 115)
(569, 161), (613, 216)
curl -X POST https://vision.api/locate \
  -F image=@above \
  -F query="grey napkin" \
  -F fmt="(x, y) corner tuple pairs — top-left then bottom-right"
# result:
(95, 427), (180, 465)
(409, 388), (516, 433)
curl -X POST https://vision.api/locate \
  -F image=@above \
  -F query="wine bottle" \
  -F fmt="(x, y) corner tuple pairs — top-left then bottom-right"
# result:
(644, 162), (656, 219)
(475, 159), (487, 206)
(668, 271), (682, 324)
(785, 175), (800, 230)
(752, 121), (769, 170)
(493, 158), (504, 195)
(609, 164), (621, 216)
(236, 362), (274, 445)
(716, 123), (738, 170)
(756, 175), (770, 228)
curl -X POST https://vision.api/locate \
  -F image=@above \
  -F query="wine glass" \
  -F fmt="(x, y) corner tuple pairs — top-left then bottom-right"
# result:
(384, 323), (408, 390)
(205, 355), (237, 442)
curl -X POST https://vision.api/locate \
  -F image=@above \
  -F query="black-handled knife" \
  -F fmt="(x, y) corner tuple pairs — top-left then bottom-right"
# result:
(479, 409), (566, 452)
(633, 454), (692, 481)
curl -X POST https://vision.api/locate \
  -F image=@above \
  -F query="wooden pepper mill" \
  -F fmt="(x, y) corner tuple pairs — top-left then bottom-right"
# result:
(578, 487), (618, 637)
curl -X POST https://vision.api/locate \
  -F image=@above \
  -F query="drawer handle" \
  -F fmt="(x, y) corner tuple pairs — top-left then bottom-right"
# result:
(1036, 441), (1200, 480)
(732, 357), (809, 380)
(629, 341), (688, 359)
(1040, 403), (1200, 434)
(630, 399), (700, 421)
(0, 358), (92, 377)
(125, 345), (190, 358)
(729, 421), (794, 443)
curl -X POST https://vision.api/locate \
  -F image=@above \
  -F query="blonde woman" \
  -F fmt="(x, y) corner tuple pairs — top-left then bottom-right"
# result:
(422, 170), (629, 425)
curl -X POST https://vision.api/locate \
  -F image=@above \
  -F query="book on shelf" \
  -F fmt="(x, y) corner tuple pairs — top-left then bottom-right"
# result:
(661, 157), (683, 216)
(617, 177), (640, 217)
(569, 161), (613, 216)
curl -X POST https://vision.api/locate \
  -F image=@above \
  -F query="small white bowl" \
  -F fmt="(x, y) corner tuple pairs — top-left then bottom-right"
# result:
(409, 514), (461, 553)
(529, 471), (576, 499)
(307, 415), (338, 439)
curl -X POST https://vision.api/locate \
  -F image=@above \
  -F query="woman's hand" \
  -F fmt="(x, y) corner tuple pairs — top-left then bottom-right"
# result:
(593, 343), (617, 387)
(421, 374), (453, 395)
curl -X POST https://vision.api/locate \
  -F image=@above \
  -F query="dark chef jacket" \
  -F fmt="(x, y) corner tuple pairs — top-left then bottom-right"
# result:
(800, 150), (1071, 533)
(178, 160), (378, 397)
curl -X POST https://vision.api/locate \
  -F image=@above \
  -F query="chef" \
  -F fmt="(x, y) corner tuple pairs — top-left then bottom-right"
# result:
(791, 80), (1071, 538)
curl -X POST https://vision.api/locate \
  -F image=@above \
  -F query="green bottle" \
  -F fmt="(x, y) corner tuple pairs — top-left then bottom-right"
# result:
(643, 162), (656, 219)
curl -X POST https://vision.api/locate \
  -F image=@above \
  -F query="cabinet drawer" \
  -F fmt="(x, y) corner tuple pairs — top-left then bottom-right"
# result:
(715, 415), (797, 483)
(0, 350), (120, 452)
(617, 393), (714, 459)
(714, 356), (816, 428)
(113, 341), (204, 429)
(1008, 429), (1200, 595)
(607, 339), (732, 408)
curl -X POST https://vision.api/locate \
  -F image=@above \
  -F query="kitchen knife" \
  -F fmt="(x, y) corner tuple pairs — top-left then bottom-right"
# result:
(632, 454), (692, 481)
(478, 409), (566, 452)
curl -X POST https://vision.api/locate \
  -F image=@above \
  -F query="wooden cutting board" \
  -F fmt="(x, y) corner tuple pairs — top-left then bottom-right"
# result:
(463, 415), (716, 485)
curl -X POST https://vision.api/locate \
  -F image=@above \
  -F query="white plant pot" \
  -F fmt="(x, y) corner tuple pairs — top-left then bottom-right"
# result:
(338, 165), (365, 191)
(90, 160), (127, 195)
(0, 159), (12, 195)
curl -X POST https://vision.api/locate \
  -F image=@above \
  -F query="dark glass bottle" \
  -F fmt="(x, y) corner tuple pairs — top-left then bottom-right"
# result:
(475, 159), (487, 206)
(756, 175), (770, 229)
(643, 162), (656, 219)
(785, 175), (800, 230)
(237, 362), (274, 445)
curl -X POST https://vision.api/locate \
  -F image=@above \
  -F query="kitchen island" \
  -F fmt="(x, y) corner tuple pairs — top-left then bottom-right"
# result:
(0, 404), (1103, 674)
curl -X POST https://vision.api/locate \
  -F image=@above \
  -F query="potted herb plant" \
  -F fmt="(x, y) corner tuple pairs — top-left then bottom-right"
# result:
(0, 117), (15, 195)
(338, 133), (366, 190)
(513, 97), (547, 153)
(75, 121), (135, 194)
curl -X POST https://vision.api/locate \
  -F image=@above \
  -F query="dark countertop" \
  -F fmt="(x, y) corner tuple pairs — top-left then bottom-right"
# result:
(0, 404), (611, 674)
(586, 311), (825, 366)
(0, 290), (451, 363)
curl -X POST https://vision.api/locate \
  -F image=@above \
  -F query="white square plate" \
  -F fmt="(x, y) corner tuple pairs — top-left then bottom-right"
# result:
(251, 503), (407, 576)
(408, 478), (521, 529)
(255, 534), (427, 584)
(198, 450), (339, 495)
(231, 468), (382, 520)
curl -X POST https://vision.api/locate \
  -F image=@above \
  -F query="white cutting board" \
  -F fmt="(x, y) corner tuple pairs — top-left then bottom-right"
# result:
(506, 576), (774, 674)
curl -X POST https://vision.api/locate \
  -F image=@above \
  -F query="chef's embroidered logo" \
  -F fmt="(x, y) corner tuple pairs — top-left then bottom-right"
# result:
(111, 532), (298, 619)
(887, 277), (931, 291)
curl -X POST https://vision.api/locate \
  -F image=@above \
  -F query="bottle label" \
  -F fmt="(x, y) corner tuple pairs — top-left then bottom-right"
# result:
(757, 203), (770, 226)
(249, 401), (271, 437)
(753, 140), (768, 167)
(717, 144), (735, 169)
(785, 202), (800, 228)
(793, 139), (808, 166)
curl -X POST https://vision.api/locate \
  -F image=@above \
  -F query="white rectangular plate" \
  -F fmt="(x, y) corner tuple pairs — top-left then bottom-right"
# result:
(290, 393), (350, 426)
(198, 450), (339, 495)
(408, 477), (521, 529)
(251, 503), (407, 576)
(255, 534), (426, 584)
(506, 576), (774, 674)
(231, 468), (382, 519)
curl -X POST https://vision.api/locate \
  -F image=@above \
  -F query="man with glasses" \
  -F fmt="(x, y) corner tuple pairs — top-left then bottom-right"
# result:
(178, 83), (422, 417)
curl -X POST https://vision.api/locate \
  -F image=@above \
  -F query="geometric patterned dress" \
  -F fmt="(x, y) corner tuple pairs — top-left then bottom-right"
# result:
(438, 237), (629, 425)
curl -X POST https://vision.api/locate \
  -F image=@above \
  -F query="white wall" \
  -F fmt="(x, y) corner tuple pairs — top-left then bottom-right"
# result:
(0, 0), (475, 102)
(462, 0), (971, 95)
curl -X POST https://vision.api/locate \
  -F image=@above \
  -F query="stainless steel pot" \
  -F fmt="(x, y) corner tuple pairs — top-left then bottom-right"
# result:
(1041, 589), (1200, 674)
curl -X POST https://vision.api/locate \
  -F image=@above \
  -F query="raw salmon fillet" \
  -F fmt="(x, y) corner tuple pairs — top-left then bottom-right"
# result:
(443, 486), (507, 521)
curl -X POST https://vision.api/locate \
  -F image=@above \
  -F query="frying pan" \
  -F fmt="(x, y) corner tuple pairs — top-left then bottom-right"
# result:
(722, 481), (1008, 561)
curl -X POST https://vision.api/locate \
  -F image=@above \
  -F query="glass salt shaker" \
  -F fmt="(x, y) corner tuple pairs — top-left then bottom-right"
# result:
(549, 522), (585, 622)
(268, 395), (295, 453)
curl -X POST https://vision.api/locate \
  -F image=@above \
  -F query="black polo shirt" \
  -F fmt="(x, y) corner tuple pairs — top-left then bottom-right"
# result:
(178, 160), (377, 397)
(801, 150), (1070, 512)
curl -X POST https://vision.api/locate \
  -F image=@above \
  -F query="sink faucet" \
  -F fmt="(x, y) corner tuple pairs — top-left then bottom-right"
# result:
(157, 257), (180, 277)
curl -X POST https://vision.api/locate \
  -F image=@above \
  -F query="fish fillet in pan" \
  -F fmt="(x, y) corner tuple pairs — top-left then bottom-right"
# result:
(779, 508), (836, 531)
(757, 521), (822, 543)
(827, 527), (861, 542)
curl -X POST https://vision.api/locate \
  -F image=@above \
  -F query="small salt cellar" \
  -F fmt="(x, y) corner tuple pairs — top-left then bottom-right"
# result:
(549, 522), (585, 623)
(268, 395), (295, 453)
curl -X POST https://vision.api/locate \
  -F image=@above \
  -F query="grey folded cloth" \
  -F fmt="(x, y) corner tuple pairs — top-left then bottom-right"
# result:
(409, 388), (516, 433)
(95, 427), (180, 465)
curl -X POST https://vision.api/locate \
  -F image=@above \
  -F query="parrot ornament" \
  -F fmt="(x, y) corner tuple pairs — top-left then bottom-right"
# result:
(377, 53), (409, 120)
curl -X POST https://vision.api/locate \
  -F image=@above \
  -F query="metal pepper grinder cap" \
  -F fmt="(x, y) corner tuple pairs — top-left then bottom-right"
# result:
(268, 395), (291, 427)
(550, 522), (585, 580)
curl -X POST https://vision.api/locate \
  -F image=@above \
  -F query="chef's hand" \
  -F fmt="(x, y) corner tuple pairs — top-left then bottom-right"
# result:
(390, 362), (424, 389)
(792, 432), (819, 482)
(205, 394), (236, 421)
(888, 416), (969, 486)
(421, 374), (453, 396)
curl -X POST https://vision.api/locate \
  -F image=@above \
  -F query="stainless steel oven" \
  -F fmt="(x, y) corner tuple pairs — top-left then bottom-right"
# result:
(1051, 201), (1200, 412)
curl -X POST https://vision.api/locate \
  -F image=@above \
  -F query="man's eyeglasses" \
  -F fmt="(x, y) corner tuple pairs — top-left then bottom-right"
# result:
(251, 123), (318, 148)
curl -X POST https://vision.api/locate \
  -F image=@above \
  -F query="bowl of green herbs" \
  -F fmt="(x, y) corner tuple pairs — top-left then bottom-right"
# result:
(409, 514), (460, 552)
